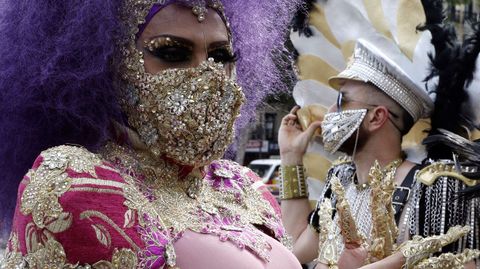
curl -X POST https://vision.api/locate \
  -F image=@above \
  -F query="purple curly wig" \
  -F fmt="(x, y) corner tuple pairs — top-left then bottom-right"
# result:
(0, 0), (299, 241)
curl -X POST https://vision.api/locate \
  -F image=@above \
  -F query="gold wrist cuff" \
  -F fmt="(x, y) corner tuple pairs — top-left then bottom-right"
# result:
(280, 165), (308, 200)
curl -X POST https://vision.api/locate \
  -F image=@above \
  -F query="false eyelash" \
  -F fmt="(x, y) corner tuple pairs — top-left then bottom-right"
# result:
(219, 52), (238, 63)
(209, 50), (238, 63)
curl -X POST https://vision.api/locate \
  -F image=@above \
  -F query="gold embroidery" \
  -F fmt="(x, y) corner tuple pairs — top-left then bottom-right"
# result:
(368, 159), (400, 261)
(69, 187), (124, 196)
(3, 232), (137, 269)
(123, 209), (136, 229)
(79, 210), (140, 251)
(24, 237), (72, 268)
(71, 177), (126, 189)
(2, 233), (25, 268)
(21, 170), (71, 228)
(315, 198), (339, 269)
(45, 212), (73, 234)
(20, 145), (102, 228)
(93, 248), (138, 269)
(42, 145), (101, 177)
(91, 223), (112, 248)
(25, 222), (56, 254)
(101, 143), (283, 264)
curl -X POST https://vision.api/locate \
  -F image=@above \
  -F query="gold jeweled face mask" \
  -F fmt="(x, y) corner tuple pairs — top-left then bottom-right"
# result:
(321, 109), (367, 154)
(121, 58), (245, 166)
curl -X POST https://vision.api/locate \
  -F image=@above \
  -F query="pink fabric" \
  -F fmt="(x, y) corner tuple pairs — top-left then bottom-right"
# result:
(11, 164), (144, 265)
(174, 230), (302, 269)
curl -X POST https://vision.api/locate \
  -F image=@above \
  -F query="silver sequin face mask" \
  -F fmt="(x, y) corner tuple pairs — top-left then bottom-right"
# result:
(321, 109), (368, 153)
(121, 58), (245, 166)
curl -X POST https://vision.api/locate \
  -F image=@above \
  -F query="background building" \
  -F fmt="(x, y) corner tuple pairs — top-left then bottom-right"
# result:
(236, 93), (295, 166)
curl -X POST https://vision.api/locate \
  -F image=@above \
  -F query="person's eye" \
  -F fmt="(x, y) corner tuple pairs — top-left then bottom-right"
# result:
(144, 37), (193, 63)
(146, 46), (192, 63)
(208, 48), (237, 63)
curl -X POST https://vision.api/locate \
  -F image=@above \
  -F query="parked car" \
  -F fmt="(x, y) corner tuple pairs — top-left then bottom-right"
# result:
(248, 159), (281, 198)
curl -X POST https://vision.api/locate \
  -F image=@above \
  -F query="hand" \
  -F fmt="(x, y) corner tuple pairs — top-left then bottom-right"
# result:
(338, 244), (369, 269)
(279, 106), (322, 165)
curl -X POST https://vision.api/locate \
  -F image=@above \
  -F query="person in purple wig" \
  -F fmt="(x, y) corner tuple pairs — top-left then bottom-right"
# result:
(0, 0), (303, 268)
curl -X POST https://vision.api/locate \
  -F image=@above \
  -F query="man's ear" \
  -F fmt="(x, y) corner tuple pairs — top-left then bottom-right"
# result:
(365, 106), (389, 132)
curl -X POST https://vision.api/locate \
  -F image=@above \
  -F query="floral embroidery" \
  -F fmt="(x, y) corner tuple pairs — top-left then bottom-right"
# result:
(205, 160), (252, 191)
(21, 169), (71, 228)
(20, 146), (102, 228)
(198, 211), (272, 261)
(2, 232), (137, 269)
(1, 233), (25, 268)
(206, 161), (245, 191)
(103, 144), (286, 268)
(138, 220), (180, 269)
(42, 145), (101, 177)
(93, 248), (138, 269)
(7, 143), (289, 268)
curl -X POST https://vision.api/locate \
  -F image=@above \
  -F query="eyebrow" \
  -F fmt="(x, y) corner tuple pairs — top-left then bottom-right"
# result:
(208, 41), (231, 50)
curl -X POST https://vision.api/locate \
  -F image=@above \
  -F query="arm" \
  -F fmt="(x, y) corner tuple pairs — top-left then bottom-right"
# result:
(279, 107), (323, 263)
(359, 252), (404, 269)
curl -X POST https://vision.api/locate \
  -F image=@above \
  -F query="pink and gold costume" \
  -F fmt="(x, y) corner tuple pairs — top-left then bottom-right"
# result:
(3, 144), (300, 268)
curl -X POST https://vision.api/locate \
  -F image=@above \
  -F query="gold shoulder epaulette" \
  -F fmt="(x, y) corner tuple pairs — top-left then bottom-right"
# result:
(417, 162), (479, 187)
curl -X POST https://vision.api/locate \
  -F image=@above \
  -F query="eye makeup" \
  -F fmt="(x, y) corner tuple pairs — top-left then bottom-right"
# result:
(143, 35), (236, 64)
(144, 36), (194, 63)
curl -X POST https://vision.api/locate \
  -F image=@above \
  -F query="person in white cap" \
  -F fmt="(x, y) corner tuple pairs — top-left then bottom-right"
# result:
(280, 0), (480, 268)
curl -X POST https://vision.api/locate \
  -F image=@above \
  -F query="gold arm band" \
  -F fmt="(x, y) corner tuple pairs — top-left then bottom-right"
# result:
(279, 165), (308, 200)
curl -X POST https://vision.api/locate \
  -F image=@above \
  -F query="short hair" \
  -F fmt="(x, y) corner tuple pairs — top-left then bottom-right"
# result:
(365, 82), (414, 135)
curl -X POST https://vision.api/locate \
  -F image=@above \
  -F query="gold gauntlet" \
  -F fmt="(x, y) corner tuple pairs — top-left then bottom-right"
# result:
(279, 165), (308, 200)
(414, 249), (480, 269)
(399, 226), (472, 268)
(315, 198), (339, 269)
